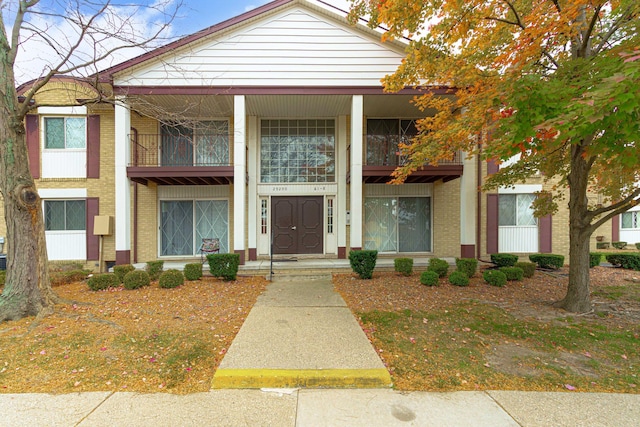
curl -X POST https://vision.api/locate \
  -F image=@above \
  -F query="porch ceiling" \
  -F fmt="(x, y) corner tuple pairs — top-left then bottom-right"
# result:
(246, 95), (352, 116)
(128, 94), (235, 117)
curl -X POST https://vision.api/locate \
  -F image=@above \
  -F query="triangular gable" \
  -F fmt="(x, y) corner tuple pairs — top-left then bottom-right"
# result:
(112, 1), (405, 87)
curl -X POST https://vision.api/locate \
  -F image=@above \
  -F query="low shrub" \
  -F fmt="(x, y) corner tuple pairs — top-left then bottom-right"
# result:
(500, 266), (524, 281)
(87, 273), (119, 291)
(589, 253), (603, 268)
(123, 270), (150, 290)
(428, 258), (449, 278)
(612, 241), (627, 250)
(394, 258), (413, 276)
(146, 261), (164, 281)
(636, 243), (640, 250)
(490, 253), (518, 267)
(114, 264), (136, 283)
(183, 263), (203, 281)
(483, 269), (507, 287)
(420, 270), (439, 286)
(605, 253), (640, 271)
(208, 253), (240, 281)
(456, 258), (478, 278)
(159, 269), (184, 289)
(596, 242), (610, 249)
(449, 271), (469, 286)
(529, 254), (564, 269)
(50, 269), (90, 286)
(0, 271), (5, 286)
(514, 262), (536, 278)
(348, 250), (378, 279)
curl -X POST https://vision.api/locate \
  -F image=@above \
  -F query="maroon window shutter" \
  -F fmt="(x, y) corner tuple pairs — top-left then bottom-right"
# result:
(87, 115), (100, 178)
(86, 198), (100, 261)
(486, 194), (499, 254)
(612, 215), (620, 242)
(538, 214), (552, 253)
(26, 115), (40, 179)
(487, 159), (499, 175)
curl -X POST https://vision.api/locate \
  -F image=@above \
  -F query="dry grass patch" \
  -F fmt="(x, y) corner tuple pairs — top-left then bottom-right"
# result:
(0, 276), (267, 394)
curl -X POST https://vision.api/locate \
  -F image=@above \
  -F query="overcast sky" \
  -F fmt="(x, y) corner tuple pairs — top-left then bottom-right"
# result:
(8, 0), (352, 85)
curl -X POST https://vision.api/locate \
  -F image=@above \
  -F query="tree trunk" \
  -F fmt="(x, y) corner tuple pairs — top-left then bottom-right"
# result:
(558, 143), (593, 313)
(0, 48), (57, 321)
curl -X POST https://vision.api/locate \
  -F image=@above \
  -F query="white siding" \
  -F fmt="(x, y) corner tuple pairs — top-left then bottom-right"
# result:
(46, 231), (86, 261)
(115, 9), (404, 87)
(619, 229), (640, 244)
(499, 226), (538, 253)
(42, 150), (86, 178)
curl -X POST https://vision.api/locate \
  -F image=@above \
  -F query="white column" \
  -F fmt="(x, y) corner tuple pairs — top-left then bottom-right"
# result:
(233, 95), (246, 257)
(337, 115), (348, 252)
(114, 99), (131, 261)
(460, 151), (477, 253)
(350, 95), (364, 249)
(247, 115), (258, 257)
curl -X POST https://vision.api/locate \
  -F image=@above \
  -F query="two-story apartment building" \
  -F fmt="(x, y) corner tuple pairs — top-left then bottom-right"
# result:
(2, 0), (632, 271)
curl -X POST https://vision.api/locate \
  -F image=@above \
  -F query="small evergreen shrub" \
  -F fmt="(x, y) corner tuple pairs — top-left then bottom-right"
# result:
(612, 241), (627, 250)
(490, 253), (518, 267)
(500, 266), (524, 281)
(159, 269), (185, 289)
(449, 271), (469, 286)
(208, 253), (240, 281)
(605, 253), (640, 271)
(51, 269), (90, 286)
(420, 270), (440, 286)
(123, 270), (150, 290)
(596, 242), (610, 249)
(456, 258), (478, 278)
(183, 263), (203, 281)
(146, 261), (164, 281)
(87, 273), (119, 291)
(428, 258), (449, 278)
(394, 258), (413, 276)
(0, 271), (5, 286)
(529, 254), (564, 269)
(636, 243), (640, 250)
(514, 261), (536, 278)
(589, 253), (603, 268)
(348, 250), (378, 279)
(114, 264), (135, 283)
(483, 269), (507, 287)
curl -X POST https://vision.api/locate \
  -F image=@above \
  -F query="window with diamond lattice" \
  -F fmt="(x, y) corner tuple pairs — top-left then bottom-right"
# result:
(44, 200), (86, 231)
(366, 119), (418, 166)
(499, 194), (537, 226)
(621, 211), (638, 229)
(44, 117), (86, 149)
(260, 119), (335, 183)
(160, 200), (228, 256)
(161, 121), (229, 166)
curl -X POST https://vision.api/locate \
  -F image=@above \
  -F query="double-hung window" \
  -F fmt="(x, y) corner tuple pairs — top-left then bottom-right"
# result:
(498, 194), (537, 226)
(44, 117), (86, 149)
(44, 200), (86, 231)
(621, 211), (639, 229)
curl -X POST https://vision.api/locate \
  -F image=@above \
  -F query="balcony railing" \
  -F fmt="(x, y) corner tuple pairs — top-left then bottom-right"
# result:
(130, 134), (230, 167)
(365, 137), (463, 167)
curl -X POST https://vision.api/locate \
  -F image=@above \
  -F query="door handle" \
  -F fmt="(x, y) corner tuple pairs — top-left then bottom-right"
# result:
(291, 226), (297, 230)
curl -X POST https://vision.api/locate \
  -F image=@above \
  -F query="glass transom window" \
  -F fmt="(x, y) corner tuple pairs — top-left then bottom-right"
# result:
(44, 117), (86, 149)
(260, 119), (335, 183)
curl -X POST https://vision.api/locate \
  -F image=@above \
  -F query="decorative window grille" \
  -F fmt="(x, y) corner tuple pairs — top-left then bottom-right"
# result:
(261, 199), (268, 234)
(327, 198), (334, 234)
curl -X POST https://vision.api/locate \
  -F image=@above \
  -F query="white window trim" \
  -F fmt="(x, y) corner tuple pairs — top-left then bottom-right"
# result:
(38, 106), (87, 115)
(39, 188), (87, 199)
(41, 116), (87, 151)
(498, 184), (542, 194)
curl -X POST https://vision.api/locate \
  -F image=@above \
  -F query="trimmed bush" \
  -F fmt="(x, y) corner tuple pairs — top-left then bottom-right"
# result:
(208, 253), (240, 281)
(87, 273), (119, 291)
(0, 271), (5, 286)
(529, 254), (564, 269)
(612, 241), (627, 250)
(500, 266), (524, 281)
(605, 253), (640, 271)
(589, 253), (603, 268)
(394, 258), (413, 276)
(349, 250), (378, 279)
(596, 242), (610, 249)
(184, 263), (203, 281)
(420, 270), (439, 286)
(456, 258), (478, 278)
(50, 269), (90, 286)
(123, 270), (151, 290)
(449, 271), (469, 286)
(146, 261), (164, 281)
(114, 264), (135, 283)
(514, 262), (536, 278)
(428, 258), (449, 278)
(490, 253), (518, 267)
(483, 269), (507, 287)
(636, 243), (640, 250)
(159, 269), (184, 289)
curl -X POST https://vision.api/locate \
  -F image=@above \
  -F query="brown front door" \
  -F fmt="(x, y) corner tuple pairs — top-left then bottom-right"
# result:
(272, 196), (323, 255)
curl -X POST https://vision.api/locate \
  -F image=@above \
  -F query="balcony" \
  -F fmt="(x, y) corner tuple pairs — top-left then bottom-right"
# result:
(361, 139), (464, 184)
(127, 134), (234, 186)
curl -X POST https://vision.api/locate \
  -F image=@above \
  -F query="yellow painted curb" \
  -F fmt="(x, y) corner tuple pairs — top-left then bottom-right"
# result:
(212, 368), (392, 389)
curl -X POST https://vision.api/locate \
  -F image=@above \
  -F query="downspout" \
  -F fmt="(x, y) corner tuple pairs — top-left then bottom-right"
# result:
(131, 128), (138, 264)
(476, 139), (482, 260)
